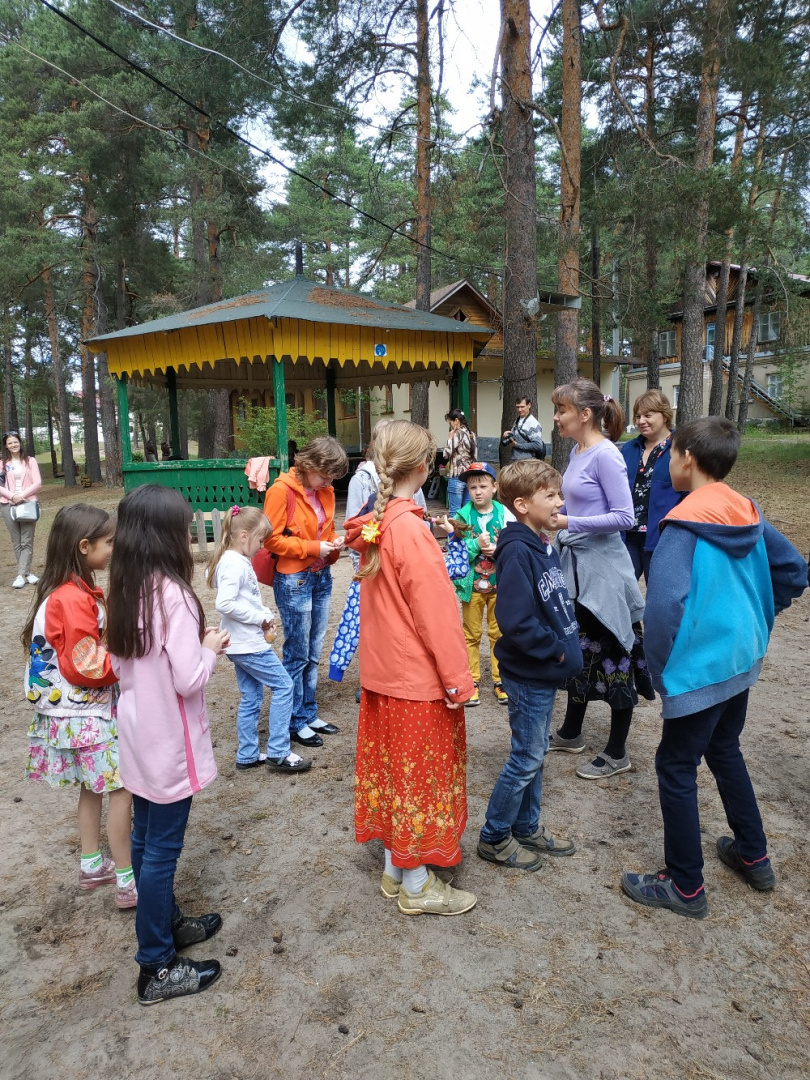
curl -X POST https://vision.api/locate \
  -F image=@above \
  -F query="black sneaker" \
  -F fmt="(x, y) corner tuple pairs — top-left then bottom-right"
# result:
(137, 955), (221, 1005)
(172, 912), (222, 950)
(716, 836), (776, 891)
(621, 870), (708, 919)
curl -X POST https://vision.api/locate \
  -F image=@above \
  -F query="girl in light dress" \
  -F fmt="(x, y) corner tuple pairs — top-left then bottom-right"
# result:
(23, 504), (136, 909)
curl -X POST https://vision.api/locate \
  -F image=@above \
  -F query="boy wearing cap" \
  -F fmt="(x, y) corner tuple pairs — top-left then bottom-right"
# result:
(440, 462), (514, 706)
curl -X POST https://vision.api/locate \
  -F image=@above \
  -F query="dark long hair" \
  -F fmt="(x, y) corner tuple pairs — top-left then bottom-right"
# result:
(106, 486), (204, 659)
(22, 504), (114, 650)
(3, 430), (30, 465)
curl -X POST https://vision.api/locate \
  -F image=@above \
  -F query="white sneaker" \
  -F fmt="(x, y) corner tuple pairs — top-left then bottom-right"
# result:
(25, 573), (39, 584)
(12, 576), (26, 588)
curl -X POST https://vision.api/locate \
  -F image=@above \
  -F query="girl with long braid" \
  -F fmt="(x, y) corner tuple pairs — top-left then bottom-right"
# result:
(345, 420), (477, 917)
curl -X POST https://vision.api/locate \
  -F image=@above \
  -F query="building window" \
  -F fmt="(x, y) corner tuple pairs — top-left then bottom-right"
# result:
(382, 385), (394, 414)
(453, 309), (467, 322)
(767, 373), (783, 400)
(757, 311), (781, 344)
(658, 330), (677, 357)
(704, 323), (715, 361)
(672, 384), (680, 408)
(340, 391), (357, 419)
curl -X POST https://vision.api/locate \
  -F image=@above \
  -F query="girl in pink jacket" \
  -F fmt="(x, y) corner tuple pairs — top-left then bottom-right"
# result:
(1, 430), (42, 587)
(108, 486), (229, 1006)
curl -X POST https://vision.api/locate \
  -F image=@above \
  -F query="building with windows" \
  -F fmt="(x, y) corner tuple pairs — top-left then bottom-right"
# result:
(625, 262), (810, 424)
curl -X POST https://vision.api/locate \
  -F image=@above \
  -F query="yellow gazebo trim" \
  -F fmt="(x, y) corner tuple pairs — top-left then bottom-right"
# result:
(94, 316), (476, 379)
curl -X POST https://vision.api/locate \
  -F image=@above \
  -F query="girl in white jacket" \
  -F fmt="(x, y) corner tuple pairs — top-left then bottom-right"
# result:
(207, 506), (311, 774)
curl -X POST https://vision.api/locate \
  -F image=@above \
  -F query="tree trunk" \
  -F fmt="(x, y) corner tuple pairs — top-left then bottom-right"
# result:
(708, 102), (747, 416)
(43, 266), (76, 485)
(591, 221), (601, 385)
(92, 262), (121, 486)
(737, 272), (763, 433)
(552, 0), (581, 469)
(409, 0), (432, 431)
(208, 219), (231, 456)
(677, 0), (724, 424)
(726, 260), (747, 419)
(3, 311), (18, 432)
(79, 193), (103, 481)
(24, 325), (35, 452)
(499, 0), (539, 466)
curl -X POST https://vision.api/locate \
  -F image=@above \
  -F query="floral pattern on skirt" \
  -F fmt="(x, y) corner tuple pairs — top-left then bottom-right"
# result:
(25, 712), (122, 793)
(355, 691), (467, 869)
(564, 603), (655, 710)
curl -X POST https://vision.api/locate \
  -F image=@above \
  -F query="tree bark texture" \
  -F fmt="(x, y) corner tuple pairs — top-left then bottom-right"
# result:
(3, 312), (18, 433)
(409, 0), (432, 431)
(499, 0), (539, 467)
(43, 267), (76, 485)
(677, 0), (724, 424)
(552, 0), (581, 470)
(79, 192), (103, 481)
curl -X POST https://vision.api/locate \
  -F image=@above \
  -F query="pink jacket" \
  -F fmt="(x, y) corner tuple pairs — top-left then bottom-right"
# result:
(113, 579), (218, 804)
(0, 457), (42, 504)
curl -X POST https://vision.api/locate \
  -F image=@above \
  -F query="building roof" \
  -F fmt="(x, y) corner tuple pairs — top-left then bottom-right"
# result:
(404, 278), (580, 315)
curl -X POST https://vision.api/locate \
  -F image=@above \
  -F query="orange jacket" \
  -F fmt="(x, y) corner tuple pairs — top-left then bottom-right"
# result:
(262, 469), (340, 574)
(345, 499), (474, 703)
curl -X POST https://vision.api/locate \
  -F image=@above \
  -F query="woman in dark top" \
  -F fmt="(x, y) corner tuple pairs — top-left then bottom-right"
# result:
(620, 390), (681, 582)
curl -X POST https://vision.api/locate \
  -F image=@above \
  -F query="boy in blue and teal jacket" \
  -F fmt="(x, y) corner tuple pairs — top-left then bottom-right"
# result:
(622, 418), (807, 920)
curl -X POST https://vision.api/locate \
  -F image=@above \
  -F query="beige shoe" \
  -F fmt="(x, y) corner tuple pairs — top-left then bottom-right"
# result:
(380, 868), (454, 899)
(397, 870), (477, 916)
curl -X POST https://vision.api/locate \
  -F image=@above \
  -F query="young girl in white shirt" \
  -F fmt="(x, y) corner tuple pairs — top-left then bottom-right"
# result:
(207, 506), (311, 773)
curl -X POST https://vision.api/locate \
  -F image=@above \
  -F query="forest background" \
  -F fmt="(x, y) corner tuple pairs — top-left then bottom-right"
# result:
(1, 0), (809, 483)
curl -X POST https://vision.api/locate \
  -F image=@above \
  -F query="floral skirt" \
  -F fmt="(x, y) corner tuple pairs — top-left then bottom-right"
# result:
(26, 712), (122, 793)
(355, 691), (467, 869)
(564, 604), (655, 711)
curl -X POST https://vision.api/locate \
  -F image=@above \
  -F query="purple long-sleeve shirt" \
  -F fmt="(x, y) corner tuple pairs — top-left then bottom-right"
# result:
(561, 440), (634, 534)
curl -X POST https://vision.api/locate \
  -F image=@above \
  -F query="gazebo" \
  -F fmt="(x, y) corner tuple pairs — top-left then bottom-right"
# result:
(85, 275), (495, 509)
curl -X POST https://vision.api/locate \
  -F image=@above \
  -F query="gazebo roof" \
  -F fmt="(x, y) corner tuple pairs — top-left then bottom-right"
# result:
(87, 275), (492, 347)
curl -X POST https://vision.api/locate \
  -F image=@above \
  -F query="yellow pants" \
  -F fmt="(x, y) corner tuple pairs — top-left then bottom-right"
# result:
(462, 592), (501, 683)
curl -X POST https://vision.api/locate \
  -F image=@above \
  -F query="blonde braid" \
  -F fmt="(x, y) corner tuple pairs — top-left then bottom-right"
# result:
(356, 465), (395, 580)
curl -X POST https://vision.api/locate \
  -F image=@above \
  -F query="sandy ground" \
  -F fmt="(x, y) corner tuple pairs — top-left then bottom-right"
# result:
(1, 467), (809, 1080)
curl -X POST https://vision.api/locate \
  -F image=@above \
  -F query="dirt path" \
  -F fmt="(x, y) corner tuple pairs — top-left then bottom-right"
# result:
(1, 474), (808, 1080)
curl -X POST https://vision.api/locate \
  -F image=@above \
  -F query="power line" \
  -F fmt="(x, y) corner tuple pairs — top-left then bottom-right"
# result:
(104, 0), (488, 160)
(36, 0), (504, 276)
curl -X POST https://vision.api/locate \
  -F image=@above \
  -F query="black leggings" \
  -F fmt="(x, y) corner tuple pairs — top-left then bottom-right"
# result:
(558, 698), (634, 760)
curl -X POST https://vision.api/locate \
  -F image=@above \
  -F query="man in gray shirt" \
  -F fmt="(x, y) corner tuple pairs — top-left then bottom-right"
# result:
(502, 397), (545, 460)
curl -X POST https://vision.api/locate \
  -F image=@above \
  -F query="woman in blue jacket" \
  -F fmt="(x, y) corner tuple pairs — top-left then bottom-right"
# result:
(621, 390), (681, 582)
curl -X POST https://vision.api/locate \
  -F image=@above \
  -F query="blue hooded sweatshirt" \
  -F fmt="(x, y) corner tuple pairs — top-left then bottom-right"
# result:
(644, 483), (807, 719)
(493, 522), (583, 687)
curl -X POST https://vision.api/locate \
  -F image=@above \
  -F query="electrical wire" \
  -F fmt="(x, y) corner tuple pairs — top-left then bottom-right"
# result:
(104, 0), (487, 159)
(36, 0), (504, 275)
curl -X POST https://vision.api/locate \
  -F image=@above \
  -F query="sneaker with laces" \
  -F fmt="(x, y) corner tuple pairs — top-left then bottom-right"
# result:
(137, 955), (221, 1005)
(477, 835), (544, 871)
(513, 824), (575, 857)
(25, 573), (39, 584)
(621, 870), (708, 919)
(716, 836), (776, 891)
(466, 682), (480, 707)
(397, 870), (477, 916)
(493, 683), (508, 705)
(548, 730), (586, 753)
(576, 753), (631, 779)
(12, 575), (26, 589)
(115, 879), (138, 910)
(79, 857), (117, 890)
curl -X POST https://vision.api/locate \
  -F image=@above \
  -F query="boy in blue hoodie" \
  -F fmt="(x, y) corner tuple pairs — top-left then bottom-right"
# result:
(477, 460), (582, 871)
(622, 418), (807, 918)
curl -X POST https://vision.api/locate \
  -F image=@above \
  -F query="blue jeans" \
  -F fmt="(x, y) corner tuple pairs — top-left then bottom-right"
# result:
(446, 476), (470, 518)
(230, 648), (294, 762)
(480, 677), (556, 843)
(656, 689), (766, 895)
(131, 794), (192, 970)
(273, 566), (333, 731)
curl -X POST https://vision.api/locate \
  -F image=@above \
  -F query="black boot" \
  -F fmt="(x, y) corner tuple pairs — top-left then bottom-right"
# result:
(172, 912), (222, 950)
(137, 955), (221, 1005)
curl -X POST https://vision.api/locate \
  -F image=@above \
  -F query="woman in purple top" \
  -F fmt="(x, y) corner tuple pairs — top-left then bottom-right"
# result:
(548, 379), (654, 779)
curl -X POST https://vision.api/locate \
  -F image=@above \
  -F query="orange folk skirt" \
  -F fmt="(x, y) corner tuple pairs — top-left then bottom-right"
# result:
(354, 691), (467, 869)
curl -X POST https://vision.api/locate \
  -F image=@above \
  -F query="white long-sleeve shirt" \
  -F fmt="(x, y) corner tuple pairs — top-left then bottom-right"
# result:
(214, 549), (274, 655)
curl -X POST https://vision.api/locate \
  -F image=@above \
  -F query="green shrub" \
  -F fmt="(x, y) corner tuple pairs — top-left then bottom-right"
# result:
(235, 404), (328, 458)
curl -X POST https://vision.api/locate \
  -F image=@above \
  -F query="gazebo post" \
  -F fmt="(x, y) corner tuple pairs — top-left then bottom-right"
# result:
(326, 363), (337, 437)
(458, 363), (471, 419)
(116, 375), (132, 465)
(272, 357), (289, 470)
(166, 367), (181, 458)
